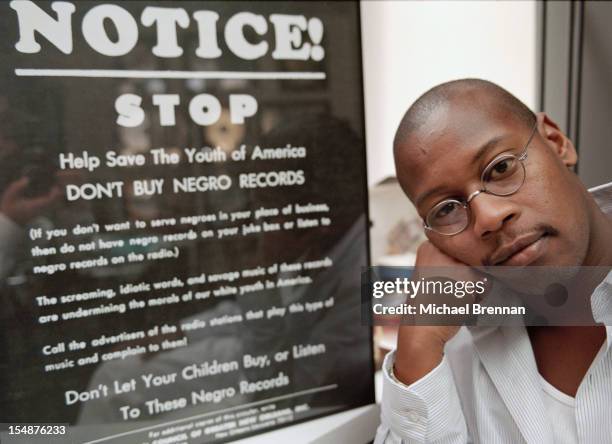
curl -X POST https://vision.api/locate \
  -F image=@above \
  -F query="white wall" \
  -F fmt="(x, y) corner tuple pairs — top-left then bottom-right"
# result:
(361, 0), (537, 186)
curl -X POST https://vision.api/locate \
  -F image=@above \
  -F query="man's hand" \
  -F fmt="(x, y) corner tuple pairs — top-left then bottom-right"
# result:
(393, 241), (481, 385)
(1, 177), (62, 225)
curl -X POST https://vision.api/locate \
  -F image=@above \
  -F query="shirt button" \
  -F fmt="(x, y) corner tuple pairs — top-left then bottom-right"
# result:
(407, 411), (421, 423)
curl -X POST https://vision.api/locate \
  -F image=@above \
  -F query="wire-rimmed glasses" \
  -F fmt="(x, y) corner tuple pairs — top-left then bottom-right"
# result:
(423, 123), (538, 236)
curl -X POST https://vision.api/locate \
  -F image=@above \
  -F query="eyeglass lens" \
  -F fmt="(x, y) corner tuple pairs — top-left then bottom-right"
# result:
(426, 154), (526, 235)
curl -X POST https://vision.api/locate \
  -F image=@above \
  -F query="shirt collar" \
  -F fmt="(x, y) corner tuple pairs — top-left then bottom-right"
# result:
(588, 181), (612, 352)
(589, 181), (612, 214)
(590, 271), (612, 353)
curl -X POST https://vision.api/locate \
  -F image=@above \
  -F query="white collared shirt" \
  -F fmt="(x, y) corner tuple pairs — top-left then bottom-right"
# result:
(375, 182), (612, 444)
(539, 372), (578, 444)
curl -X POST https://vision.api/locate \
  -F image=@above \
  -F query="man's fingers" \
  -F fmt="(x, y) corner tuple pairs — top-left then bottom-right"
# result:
(2, 177), (29, 200)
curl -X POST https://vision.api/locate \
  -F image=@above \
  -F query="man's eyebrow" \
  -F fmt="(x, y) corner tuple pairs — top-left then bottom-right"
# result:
(415, 184), (448, 208)
(414, 134), (509, 208)
(471, 134), (508, 165)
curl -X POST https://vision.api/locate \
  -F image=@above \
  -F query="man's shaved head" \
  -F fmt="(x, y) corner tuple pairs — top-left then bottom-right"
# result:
(394, 78), (536, 154)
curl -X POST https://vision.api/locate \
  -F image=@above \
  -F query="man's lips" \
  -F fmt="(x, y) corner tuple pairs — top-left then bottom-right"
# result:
(487, 231), (550, 266)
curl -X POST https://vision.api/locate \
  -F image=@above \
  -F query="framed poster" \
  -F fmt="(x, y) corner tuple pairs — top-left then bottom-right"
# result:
(0, 1), (373, 443)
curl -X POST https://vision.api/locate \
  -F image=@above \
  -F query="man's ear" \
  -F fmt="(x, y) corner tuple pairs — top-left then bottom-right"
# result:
(536, 112), (578, 168)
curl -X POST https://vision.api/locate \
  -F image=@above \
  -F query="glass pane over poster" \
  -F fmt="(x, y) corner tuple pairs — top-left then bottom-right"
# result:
(0, 1), (373, 443)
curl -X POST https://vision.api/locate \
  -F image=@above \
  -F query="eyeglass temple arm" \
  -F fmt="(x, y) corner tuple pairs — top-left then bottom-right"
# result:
(518, 122), (538, 161)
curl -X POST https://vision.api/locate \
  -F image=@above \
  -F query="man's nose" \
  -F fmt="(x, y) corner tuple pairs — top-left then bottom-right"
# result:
(470, 192), (518, 238)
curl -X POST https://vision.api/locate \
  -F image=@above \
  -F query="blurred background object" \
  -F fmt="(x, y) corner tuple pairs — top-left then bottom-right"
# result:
(540, 1), (612, 188)
(368, 176), (423, 268)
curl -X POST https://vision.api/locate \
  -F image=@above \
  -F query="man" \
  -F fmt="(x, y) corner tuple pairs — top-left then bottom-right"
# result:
(374, 79), (612, 443)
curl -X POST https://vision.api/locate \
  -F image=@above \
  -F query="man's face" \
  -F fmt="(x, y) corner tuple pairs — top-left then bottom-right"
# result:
(395, 99), (590, 271)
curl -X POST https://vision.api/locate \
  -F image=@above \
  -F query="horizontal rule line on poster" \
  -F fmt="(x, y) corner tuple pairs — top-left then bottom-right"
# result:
(14, 68), (326, 80)
(82, 383), (338, 444)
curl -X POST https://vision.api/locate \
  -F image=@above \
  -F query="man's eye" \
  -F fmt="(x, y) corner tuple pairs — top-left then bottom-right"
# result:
(494, 159), (509, 173)
(434, 201), (460, 219)
(486, 156), (517, 180)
